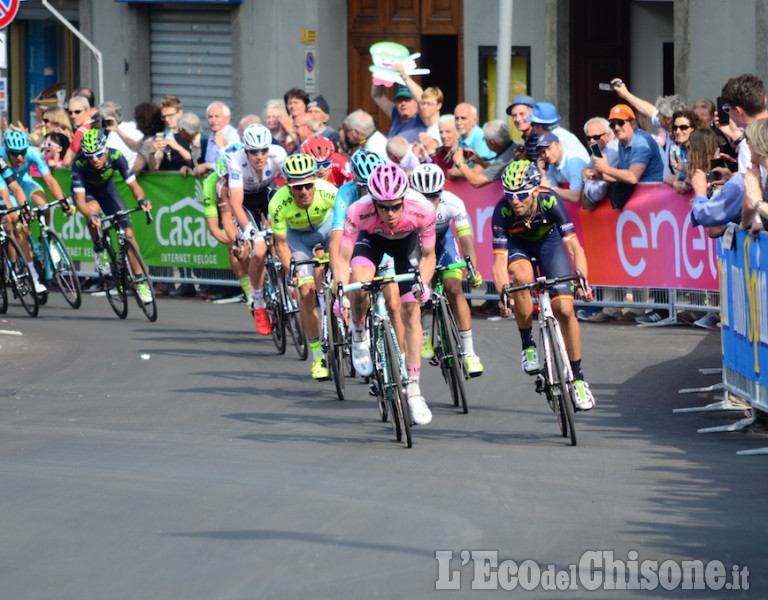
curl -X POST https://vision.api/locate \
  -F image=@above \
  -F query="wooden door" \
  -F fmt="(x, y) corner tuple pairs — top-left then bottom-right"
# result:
(569, 0), (630, 135)
(348, 0), (462, 132)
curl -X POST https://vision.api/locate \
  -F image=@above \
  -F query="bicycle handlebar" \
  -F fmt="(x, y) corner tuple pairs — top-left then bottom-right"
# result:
(29, 196), (73, 215)
(101, 205), (153, 228)
(337, 271), (418, 304)
(501, 270), (588, 299)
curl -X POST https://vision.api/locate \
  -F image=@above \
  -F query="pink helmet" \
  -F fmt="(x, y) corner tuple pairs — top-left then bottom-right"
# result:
(367, 163), (408, 201)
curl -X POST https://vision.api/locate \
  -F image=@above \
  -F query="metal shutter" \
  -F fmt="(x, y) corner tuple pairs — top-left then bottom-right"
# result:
(149, 7), (233, 120)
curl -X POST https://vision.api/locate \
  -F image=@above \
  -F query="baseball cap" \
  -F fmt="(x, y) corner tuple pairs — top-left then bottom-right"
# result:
(536, 132), (560, 148)
(307, 95), (330, 115)
(394, 84), (413, 100)
(608, 104), (636, 121)
(505, 94), (536, 116)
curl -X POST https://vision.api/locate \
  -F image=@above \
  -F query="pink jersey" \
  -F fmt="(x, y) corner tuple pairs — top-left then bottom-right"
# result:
(341, 190), (436, 248)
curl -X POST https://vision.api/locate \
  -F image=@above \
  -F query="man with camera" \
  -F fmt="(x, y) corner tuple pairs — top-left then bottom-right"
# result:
(97, 101), (144, 171)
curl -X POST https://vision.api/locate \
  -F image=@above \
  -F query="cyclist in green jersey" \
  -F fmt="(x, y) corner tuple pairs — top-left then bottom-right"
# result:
(268, 153), (338, 380)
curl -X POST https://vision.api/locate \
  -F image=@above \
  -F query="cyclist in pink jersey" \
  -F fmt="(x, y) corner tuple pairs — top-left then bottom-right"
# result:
(334, 163), (436, 425)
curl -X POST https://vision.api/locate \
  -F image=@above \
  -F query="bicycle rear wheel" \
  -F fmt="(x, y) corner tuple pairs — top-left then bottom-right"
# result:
(123, 237), (157, 322)
(6, 236), (39, 317)
(46, 231), (81, 309)
(438, 298), (468, 414)
(548, 317), (577, 446)
(383, 324), (411, 448)
(265, 266), (286, 354)
(103, 243), (128, 319)
(325, 292), (344, 400)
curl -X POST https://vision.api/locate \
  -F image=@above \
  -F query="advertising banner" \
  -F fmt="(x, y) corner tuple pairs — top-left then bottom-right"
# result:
(719, 228), (768, 391)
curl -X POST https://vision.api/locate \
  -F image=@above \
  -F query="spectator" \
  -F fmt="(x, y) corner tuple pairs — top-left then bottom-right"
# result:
(664, 109), (703, 194)
(719, 73), (768, 173)
(525, 102), (590, 162)
(73, 87), (97, 116)
(414, 114), (460, 175)
(291, 112), (321, 152)
(341, 109), (388, 158)
(264, 98), (296, 153)
(306, 95), (342, 150)
(132, 102), (166, 174)
(62, 95), (94, 167)
(371, 79), (427, 143)
(610, 78), (686, 177)
(99, 101), (144, 171)
(506, 94), (539, 161)
(593, 104), (665, 185)
(581, 117), (620, 210)
(152, 111), (201, 173)
(454, 102), (496, 162)
(193, 101), (241, 177)
(40, 132), (69, 169)
(453, 119), (518, 187)
(740, 120), (768, 234)
(284, 87), (310, 117)
(386, 136), (420, 175)
(42, 107), (73, 141)
(536, 132), (588, 204)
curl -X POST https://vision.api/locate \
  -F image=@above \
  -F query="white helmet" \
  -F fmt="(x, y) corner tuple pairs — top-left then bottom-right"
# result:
(409, 162), (445, 195)
(242, 123), (272, 150)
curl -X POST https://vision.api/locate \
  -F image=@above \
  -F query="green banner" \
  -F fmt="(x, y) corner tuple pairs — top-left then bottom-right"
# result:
(42, 169), (230, 269)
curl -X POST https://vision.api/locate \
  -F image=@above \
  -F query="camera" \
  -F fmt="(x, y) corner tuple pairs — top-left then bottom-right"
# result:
(590, 142), (603, 159)
(705, 171), (719, 183)
(598, 81), (620, 91)
(716, 97), (730, 126)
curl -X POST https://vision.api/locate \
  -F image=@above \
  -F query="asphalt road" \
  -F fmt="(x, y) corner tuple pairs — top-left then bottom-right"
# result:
(0, 291), (765, 599)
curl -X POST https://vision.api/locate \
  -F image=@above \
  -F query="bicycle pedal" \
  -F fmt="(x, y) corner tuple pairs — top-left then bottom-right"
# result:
(535, 374), (546, 394)
(428, 356), (439, 367)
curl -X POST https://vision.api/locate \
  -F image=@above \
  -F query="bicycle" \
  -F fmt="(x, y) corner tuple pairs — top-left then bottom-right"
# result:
(339, 271), (419, 448)
(29, 198), (82, 309)
(258, 228), (307, 360)
(96, 206), (157, 322)
(292, 255), (353, 400)
(424, 256), (478, 414)
(502, 271), (589, 446)
(0, 203), (39, 317)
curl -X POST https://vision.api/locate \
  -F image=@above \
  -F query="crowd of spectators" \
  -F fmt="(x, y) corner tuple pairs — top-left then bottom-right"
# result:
(6, 68), (767, 314)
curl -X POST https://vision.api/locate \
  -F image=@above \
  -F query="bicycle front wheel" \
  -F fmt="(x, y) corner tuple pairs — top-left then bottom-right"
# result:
(46, 231), (81, 309)
(0, 246), (9, 314)
(265, 265), (286, 354)
(283, 282), (308, 360)
(325, 292), (344, 400)
(548, 317), (577, 446)
(6, 235), (39, 317)
(438, 297), (468, 414)
(103, 243), (128, 319)
(383, 324), (411, 448)
(124, 237), (157, 322)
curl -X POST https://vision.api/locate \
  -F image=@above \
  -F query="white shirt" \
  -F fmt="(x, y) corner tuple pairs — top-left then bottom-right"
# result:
(106, 120), (143, 170)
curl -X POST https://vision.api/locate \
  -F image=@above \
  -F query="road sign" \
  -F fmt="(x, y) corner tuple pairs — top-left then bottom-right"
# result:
(0, 0), (20, 30)
(304, 46), (316, 95)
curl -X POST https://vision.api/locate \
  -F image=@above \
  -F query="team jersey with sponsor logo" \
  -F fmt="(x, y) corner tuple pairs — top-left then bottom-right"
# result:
(268, 178), (338, 235)
(70, 148), (136, 193)
(341, 190), (436, 248)
(491, 188), (575, 250)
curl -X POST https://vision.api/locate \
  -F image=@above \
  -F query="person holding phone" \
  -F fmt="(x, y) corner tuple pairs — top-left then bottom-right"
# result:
(452, 120), (519, 188)
(580, 117), (620, 210)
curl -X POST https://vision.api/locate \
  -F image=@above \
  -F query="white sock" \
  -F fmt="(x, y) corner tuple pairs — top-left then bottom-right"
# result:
(251, 287), (265, 309)
(460, 329), (474, 355)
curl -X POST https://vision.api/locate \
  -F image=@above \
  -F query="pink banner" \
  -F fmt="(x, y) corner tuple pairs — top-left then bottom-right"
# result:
(443, 180), (718, 291)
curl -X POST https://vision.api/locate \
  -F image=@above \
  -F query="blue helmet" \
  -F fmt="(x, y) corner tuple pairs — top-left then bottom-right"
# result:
(350, 149), (385, 184)
(4, 129), (30, 153)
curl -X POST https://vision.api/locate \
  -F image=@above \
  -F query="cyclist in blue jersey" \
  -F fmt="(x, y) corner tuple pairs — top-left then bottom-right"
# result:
(1, 129), (71, 293)
(71, 129), (153, 303)
(491, 160), (595, 411)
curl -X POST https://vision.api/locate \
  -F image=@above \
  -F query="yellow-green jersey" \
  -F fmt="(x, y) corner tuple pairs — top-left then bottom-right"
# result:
(268, 178), (338, 235)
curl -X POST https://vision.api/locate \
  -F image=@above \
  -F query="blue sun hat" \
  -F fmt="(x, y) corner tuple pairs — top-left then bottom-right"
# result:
(525, 102), (562, 125)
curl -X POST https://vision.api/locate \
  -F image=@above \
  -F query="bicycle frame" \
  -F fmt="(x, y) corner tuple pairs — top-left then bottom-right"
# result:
(340, 272), (416, 447)
(504, 272), (584, 445)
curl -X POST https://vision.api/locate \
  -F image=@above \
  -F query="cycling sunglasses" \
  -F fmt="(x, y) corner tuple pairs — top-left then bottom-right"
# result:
(374, 201), (404, 213)
(288, 182), (314, 191)
(246, 148), (269, 156)
(504, 190), (532, 202)
(6, 149), (26, 158)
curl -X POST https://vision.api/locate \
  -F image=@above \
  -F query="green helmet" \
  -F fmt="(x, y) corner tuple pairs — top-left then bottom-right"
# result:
(282, 153), (317, 180)
(81, 128), (107, 157)
(501, 160), (542, 192)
